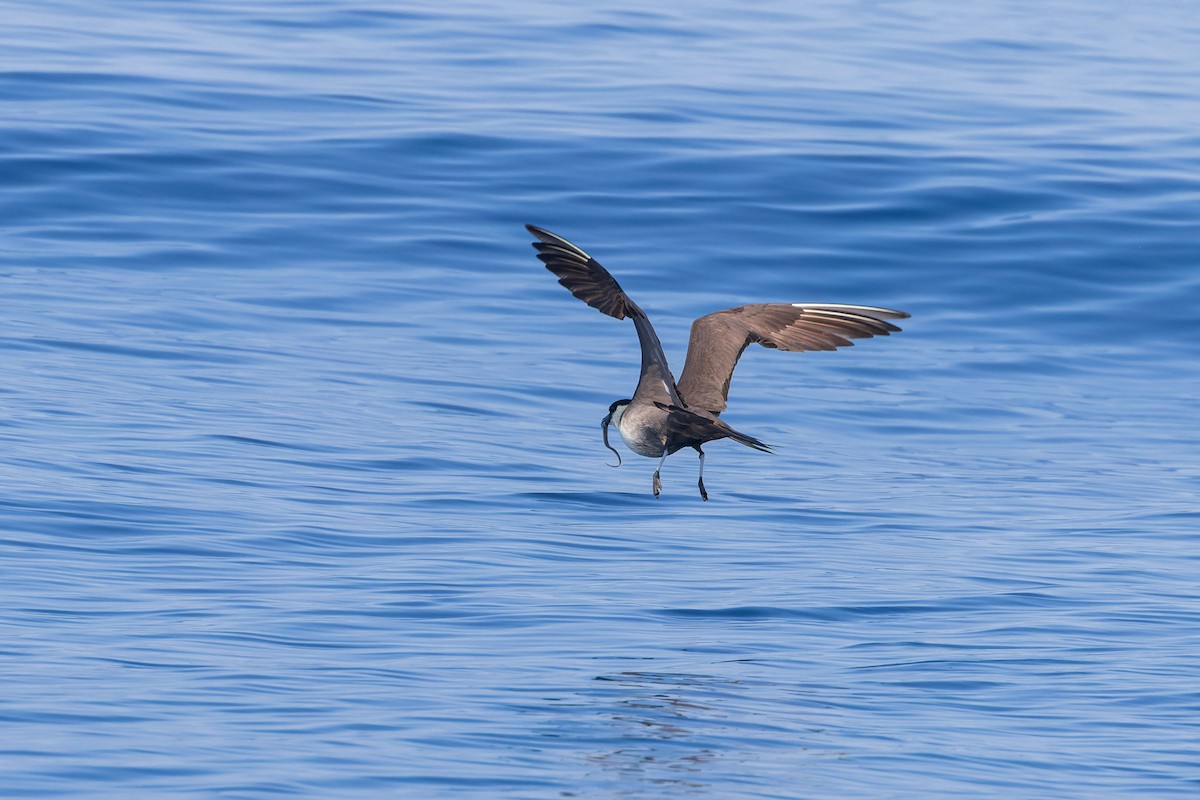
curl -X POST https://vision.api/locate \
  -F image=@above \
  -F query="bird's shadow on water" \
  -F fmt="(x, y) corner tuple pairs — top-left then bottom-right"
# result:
(515, 489), (800, 511)
(519, 490), (687, 508)
(512, 487), (903, 537)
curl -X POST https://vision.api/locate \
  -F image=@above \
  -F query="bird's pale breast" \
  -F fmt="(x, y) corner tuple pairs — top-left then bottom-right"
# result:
(615, 403), (668, 458)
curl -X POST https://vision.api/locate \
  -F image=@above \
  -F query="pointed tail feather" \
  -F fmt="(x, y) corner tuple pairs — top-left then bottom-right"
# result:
(721, 423), (773, 454)
(653, 402), (773, 453)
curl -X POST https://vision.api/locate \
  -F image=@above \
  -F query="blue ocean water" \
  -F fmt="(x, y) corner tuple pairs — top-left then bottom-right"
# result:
(2, 0), (1199, 797)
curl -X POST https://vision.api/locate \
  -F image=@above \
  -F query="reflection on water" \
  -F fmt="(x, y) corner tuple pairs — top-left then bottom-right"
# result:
(589, 672), (729, 794)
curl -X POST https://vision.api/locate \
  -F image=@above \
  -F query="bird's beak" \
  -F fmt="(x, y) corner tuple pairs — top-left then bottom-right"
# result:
(600, 412), (622, 467)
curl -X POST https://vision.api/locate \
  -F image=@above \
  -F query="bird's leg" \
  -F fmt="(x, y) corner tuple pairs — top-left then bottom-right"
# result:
(695, 446), (708, 501)
(651, 452), (667, 498)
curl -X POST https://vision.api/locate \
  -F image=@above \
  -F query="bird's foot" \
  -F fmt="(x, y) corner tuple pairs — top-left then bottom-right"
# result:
(697, 475), (708, 502)
(652, 470), (662, 498)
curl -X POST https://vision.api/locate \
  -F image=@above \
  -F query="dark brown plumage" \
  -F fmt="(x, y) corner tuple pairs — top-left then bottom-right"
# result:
(527, 224), (908, 499)
(676, 303), (906, 415)
(529, 225), (642, 321)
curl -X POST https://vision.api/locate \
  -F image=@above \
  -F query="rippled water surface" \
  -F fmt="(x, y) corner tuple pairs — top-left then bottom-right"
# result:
(3, 1), (1199, 797)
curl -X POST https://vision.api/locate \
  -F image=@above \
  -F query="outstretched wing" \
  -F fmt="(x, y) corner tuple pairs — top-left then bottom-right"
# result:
(527, 224), (639, 320)
(527, 224), (681, 405)
(675, 303), (909, 415)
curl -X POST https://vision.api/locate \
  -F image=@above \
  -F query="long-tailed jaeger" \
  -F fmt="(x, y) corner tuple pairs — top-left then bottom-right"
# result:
(527, 224), (909, 500)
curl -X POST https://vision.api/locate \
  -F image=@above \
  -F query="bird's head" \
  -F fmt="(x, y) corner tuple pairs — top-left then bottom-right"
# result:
(600, 399), (631, 467)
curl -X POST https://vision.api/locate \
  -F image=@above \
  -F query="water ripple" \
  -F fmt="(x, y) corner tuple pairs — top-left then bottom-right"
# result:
(2, 0), (1199, 798)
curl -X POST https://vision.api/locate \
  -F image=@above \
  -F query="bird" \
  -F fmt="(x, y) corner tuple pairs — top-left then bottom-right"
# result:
(527, 224), (908, 500)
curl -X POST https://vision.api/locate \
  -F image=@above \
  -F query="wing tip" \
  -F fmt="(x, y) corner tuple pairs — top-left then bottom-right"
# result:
(792, 303), (910, 320)
(525, 224), (595, 261)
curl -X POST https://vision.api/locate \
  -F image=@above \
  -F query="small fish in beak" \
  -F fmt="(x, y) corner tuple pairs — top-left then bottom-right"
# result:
(600, 411), (622, 467)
